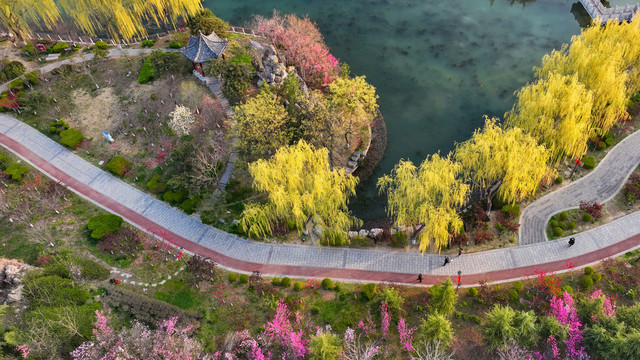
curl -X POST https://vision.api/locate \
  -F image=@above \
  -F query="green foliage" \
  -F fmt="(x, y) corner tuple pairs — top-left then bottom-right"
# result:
(4, 163), (28, 181)
(513, 281), (524, 292)
(95, 41), (109, 50)
(390, 231), (408, 248)
(309, 332), (342, 360)
(141, 40), (155, 48)
(272, 277), (281, 286)
(228, 273), (238, 282)
(417, 313), (454, 346)
(468, 287), (479, 297)
(24, 70), (39, 85)
(2, 61), (25, 79)
(580, 275), (593, 290)
(617, 303), (640, 330)
(163, 188), (187, 204)
(361, 283), (377, 301)
(9, 77), (24, 91)
(502, 204), (521, 218)
(280, 277), (291, 288)
(293, 281), (304, 291)
(320, 229), (349, 246)
(592, 272), (601, 282)
(75, 258), (110, 280)
(52, 41), (68, 53)
(21, 43), (36, 56)
(168, 41), (183, 49)
(553, 227), (563, 236)
(106, 156), (131, 176)
(509, 288), (519, 301)
(483, 305), (517, 349)
(582, 155), (595, 170)
(139, 51), (190, 84)
(373, 288), (405, 316)
(429, 279), (457, 316)
(181, 196), (201, 214)
(206, 59), (252, 104)
(87, 214), (123, 239)
(538, 316), (568, 343)
(238, 274), (249, 284)
(48, 119), (69, 134)
(558, 212), (569, 221)
(321, 278), (334, 290)
(569, 221), (577, 229)
(583, 213), (593, 222)
(147, 175), (168, 194)
(558, 221), (567, 229)
(549, 220), (559, 228)
(59, 128), (84, 149)
(187, 9), (229, 37)
(562, 285), (574, 294)
(555, 176), (563, 184)
(24, 275), (90, 308)
(138, 61), (156, 84)
(584, 266), (594, 275)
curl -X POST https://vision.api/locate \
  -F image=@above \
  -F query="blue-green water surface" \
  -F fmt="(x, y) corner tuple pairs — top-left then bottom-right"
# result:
(204, 0), (594, 219)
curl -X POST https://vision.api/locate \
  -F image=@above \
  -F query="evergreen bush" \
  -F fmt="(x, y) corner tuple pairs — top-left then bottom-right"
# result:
(238, 274), (249, 284)
(141, 40), (155, 48)
(228, 273), (237, 282)
(390, 231), (408, 248)
(509, 288), (519, 301)
(95, 41), (109, 50)
(4, 163), (28, 181)
(106, 156), (131, 176)
(549, 220), (559, 228)
(584, 266), (594, 275)
(321, 278), (334, 290)
(553, 227), (563, 236)
(59, 128), (84, 149)
(468, 287), (479, 297)
(581, 275), (594, 290)
(87, 214), (123, 239)
(591, 273), (601, 282)
(293, 281), (303, 291)
(52, 41), (68, 53)
(271, 277), (281, 286)
(361, 283), (377, 301)
(555, 176), (563, 184)
(582, 156), (595, 170)
(168, 41), (182, 49)
(583, 213), (593, 222)
(559, 212), (569, 221)
(280, 277), (291, 287)
(569, 221), (577, 229)
(562, 285), (574, 294)
(513, 281), (524, 292)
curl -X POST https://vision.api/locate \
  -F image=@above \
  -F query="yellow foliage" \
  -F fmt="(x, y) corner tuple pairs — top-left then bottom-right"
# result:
(0, 0), (60, 40)
(328, 76), (379, 142)
(241, 140), (361, 239)
(456, 117), (551, 205)
(506, 73), (593, 164)
(378, 153), (468, 252)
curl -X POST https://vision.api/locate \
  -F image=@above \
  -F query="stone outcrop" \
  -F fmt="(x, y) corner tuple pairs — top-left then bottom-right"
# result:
(256, 44), (307, 92)
(0, 259), (33, 304)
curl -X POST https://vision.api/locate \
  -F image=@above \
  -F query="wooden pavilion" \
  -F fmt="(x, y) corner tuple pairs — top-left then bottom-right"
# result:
(181, 30), (228, 76)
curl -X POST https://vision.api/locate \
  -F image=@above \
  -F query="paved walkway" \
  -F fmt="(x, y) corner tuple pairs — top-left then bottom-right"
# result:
(1, 114), (639, 285)
(520, 130), (640, 244)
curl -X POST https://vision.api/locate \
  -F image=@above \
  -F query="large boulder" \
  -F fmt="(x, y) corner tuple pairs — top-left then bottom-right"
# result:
(0, 259), (33, 304)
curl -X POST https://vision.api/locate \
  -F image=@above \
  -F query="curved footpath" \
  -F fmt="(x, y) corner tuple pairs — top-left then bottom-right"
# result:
(1, 114), (639, 286)
(520, 130), (640, 245)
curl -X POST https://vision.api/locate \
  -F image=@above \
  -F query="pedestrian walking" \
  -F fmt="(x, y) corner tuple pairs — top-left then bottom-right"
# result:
(458, 247), (463, 257)
(443, 256), (450, 266)
(456, 271), (462, 292)
(417, 274), (423, 283)
(568, 237), (575, 247)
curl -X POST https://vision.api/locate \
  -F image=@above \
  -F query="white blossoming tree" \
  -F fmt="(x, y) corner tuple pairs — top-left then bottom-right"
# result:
(169, 104), (195, 136)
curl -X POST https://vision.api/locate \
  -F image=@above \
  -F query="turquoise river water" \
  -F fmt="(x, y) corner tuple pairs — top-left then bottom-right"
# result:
(203, 0), (622, 219)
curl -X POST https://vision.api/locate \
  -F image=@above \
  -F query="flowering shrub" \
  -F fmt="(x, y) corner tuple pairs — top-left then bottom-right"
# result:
(548, 292), (588, 360)
(579, 201), (603, 219)
(398, 318), (416, 352)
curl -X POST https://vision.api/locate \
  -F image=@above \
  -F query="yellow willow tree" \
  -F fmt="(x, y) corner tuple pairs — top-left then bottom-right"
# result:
(535, 20), (632, 136)
(328, 75), (378, 148)
(0, 0), (60, 41)
(378, 153), (469, 253)
(2, 0), (202, 42)
(455, 117), (551, 208)
(240, 140), (361, 241)
(506, 73), (593, 164)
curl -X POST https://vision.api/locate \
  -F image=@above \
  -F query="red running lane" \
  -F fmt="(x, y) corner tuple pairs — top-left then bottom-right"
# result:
(1, 132), (639, 286)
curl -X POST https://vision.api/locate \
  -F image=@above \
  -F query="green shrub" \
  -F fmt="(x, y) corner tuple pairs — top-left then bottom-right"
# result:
(228, 272), (238, 282)
(418, 312), (454, 346)
(24, 70), (39, 85)
(9, 78), (23, 91)
(562, 285), (574, 294)
(509, 288), (519, 301)
(321, 278), (334, 290)
(59, 128), (84, 149)
(430, 279), (458, 316)
(391, 231), (408, 248)
(468, 287), (479, 297)
(238, 274), (249, 284)
(293, 281), (303, 291)
(362, 283), (377, 301)
(596, 141), (607, 150)
(49, 119), (69, 134)
(591, 273), (601, 282)
(271, 277), (281, 286)
(581, 275), (594, 290)
(150, 93), (158, 100)
(24, 275), (90, 307)
(4, 163), (28, 181)
(584, 266), (594, 276)
(138, 61), (156, 84)
(555, 176), (563, 184)
(3, 61), (25, 79)
(559, 212), (569, 221)
(374, 288), (405, 316)
(553, 227), (563, 236)
(582, 155), (595, 170)
(95, 41), (109, 50)
(141, 40), (155, 48)
(147, 175), (168, 193)
(513, 281), (524, 292)
(549, 220), (559, 228)
(568, 221), (577, 229)
(559, 222), (567, 229)
(168, 41), (182, 49)
(87, 214), (123, 239)
(43, 263), (72, 279)
(320, 229), (348, 246)
(52, 41), (68, 53)
(604, 133), (614, 147)
(334, 282), (341, 292)
(280, 277), (291, 288)
(21, 43), (37, 56)
(502, 204), (521, 218)
(181, 196), (200, 214)
(106, 156), (131, 176)
(75, 258), (110, 280)
(583, 213), (593, 222)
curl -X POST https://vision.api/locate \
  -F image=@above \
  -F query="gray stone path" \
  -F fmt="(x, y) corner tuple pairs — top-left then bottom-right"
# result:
(579, 0), (640, 24)
(1, 113), (640, 284)
(519, 130), (640, 244)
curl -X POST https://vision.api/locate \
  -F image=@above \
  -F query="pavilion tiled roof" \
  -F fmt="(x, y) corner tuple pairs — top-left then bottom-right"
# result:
(181, 31), (228, 63)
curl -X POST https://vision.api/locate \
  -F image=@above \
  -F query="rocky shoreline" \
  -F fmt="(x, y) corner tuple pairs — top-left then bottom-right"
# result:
(352, 109), (387, 181)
